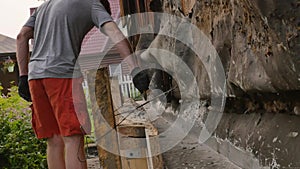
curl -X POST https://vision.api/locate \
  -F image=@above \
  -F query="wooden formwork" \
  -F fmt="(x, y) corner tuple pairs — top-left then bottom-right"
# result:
(87, 67), (163, 169)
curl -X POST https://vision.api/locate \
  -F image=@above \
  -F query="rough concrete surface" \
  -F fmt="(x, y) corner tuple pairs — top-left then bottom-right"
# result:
(152, 115), (241, 169)
(137, 0), (300, 168)
(215, 108), (300, 168)
(148, 0), (300, 96)
(162, 134), (241, 169)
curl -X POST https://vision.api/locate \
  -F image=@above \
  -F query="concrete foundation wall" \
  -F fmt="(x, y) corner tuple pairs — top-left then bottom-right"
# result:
(144, 0), (300, 168)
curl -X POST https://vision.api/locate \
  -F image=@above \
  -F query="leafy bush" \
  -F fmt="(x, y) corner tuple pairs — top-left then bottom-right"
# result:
(0, 85), (47, 169)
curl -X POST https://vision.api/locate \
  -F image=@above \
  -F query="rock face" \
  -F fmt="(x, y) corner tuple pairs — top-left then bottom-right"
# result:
(141, 0), (299, 168)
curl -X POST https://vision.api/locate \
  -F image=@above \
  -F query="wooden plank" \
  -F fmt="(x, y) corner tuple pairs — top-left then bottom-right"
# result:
(118, 125), (149, 169)
(110, 76), (123, 109)
(119, 0), (127, 27)
(115, 99), (163, 169)
(145, 128), (164, 169)
(87, 68), (122, 169)
(181, 0), (196, 16)
(119, 0), (125, 17)
(116, 124), (164, 169)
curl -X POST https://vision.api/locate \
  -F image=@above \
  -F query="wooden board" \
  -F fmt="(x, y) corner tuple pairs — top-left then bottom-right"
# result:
(118, 126), (149, 169)
(87, 68), (122, 169)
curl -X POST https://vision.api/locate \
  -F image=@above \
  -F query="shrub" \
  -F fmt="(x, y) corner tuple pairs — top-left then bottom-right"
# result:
(0, 85), (47, 169)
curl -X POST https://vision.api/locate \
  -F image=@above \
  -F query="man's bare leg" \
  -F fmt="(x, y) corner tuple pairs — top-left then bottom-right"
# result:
(63, 135), (87, 169)
(47, 134), (65, 169)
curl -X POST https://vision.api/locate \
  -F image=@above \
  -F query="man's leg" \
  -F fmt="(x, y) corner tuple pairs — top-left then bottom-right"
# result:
(42, 78), (89, 169)
(29, 80), (65, 168)
(47, 134), (65, 169)
(63, 135), (87, 169)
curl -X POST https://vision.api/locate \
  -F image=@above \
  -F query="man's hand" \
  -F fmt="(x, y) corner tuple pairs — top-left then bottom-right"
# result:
(18, 75), (32, 102)
(131, 67), (150, 99)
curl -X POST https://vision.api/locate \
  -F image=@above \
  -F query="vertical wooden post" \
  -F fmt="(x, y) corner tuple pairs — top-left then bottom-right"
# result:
(87, 68), (122, 169)
(110, 76), (123, 109)
(145, 129), (164, 169)
(181, 0), (196, 16)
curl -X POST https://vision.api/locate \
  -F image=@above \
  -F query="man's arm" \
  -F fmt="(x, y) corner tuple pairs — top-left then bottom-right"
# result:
(16, 26), (34, 76)
(16, 26), (33, 102)
(102, 21), (150, 98)
(101, 21), (138, 71)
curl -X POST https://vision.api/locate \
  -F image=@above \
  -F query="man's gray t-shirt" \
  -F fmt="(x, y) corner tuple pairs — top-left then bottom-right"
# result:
(24, 0), (113, 80)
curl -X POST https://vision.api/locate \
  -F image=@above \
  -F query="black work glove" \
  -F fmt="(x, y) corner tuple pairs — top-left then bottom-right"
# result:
(131, 67), (150, 100)
(18, 75), (32, 102)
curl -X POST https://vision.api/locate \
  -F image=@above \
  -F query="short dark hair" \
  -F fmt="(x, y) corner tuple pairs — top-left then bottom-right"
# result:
(100, 0), (111, 15)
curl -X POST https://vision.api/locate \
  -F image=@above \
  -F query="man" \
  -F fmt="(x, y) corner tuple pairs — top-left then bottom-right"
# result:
(16, 0), (149, 168)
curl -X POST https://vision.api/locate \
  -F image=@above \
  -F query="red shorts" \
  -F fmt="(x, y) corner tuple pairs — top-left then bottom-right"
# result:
(29, 78), (91, 139)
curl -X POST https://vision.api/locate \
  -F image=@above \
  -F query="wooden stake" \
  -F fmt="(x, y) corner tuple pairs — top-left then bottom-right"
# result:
(87, 68), (122, 169)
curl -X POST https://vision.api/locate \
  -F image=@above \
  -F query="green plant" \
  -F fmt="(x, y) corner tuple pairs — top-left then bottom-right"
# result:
(1, 57), (15, 73)
(0, 85), (47, 169)
(132, 90), (142, 101)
